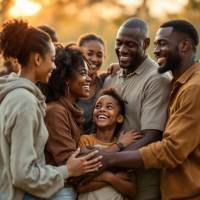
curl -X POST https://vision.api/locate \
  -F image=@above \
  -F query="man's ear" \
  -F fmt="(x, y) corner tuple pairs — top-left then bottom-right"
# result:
(117, 115), (124, 124)
(143, 38), (150, 50)
(34, 54), (40, 66)
(180, 39), (191, 52)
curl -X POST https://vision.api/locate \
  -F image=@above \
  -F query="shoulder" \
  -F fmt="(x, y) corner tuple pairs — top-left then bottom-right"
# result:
(4, 88), (38, 112)
(103, 74), (119, 88)
(97, 73), (107, 87)
(79, 134), (93, 141)
(45, 102), (70, 120)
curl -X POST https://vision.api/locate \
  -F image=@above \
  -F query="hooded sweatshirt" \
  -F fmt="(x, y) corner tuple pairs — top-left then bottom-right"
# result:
(0, 73), (69, 200)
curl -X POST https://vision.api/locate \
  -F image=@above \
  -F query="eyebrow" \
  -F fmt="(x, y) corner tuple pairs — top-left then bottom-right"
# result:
(96, 102), (115, 106)
(116, 39), (138, 45)
(78, 68), (86, 72)
(88, 50), (103, 54)
(154, 39), (168, 44)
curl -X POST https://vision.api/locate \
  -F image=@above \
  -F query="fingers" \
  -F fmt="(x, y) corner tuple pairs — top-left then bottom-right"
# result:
(85, 166), (100, 174)
(86, 155), (103, 165)
(72, 148), (80, 158)
(84, 162), (102, 170)
(119, 130), (125, 136)
(131, 131), (142, 136)
(82, 150), (99, 161)
(133, 135), (143, 140)
(86, 144), (98, 150)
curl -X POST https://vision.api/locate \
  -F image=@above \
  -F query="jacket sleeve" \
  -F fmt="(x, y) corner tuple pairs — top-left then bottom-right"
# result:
(45, 107), (77, 166)
(9, 111), (69, 198)
(140, 85), (200, 169)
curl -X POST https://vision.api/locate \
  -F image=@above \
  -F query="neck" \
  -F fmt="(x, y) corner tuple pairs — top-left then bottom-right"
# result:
(172, 54), (196, 80)
(124, 52), (147, 76)
(95, 125), (116, 143)
(19, 66), (36, 84)
(64, 92), (77, 105)
(90, 73), (97, 86)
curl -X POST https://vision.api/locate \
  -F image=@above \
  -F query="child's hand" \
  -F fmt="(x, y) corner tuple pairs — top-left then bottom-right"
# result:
(92, 171), (113, 182)
(118, 129), (143, 148)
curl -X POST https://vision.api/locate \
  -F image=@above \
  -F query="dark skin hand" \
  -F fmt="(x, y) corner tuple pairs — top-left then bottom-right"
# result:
(71, 129), (162, 185)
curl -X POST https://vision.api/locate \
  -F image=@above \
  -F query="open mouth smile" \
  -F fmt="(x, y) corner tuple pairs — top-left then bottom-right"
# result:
(97, 114), (109, 121)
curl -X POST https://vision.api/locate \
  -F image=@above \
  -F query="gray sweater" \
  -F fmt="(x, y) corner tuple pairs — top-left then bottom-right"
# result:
(0, 73), (69, 200)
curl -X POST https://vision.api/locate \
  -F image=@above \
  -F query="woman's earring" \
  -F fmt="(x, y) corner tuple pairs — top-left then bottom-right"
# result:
(38, 63), (40, 66)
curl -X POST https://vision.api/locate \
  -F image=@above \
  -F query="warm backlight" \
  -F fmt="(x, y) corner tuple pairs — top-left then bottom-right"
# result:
(9, 0), (41, 17)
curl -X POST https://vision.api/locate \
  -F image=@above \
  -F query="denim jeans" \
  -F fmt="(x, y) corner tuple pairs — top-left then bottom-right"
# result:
(47, 187), (77, 200)
(23, 193), (44, 200)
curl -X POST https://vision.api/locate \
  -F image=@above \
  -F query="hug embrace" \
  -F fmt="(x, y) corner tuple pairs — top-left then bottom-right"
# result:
(0, 16), (200, 200)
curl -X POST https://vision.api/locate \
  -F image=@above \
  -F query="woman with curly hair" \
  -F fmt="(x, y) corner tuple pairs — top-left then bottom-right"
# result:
(38, 43), (96, 200)
(76, 33), (120, 135)
(0, 18), (102, 200)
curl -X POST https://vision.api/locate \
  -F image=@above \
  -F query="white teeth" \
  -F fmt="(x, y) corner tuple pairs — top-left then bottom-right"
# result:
(98, 115), (108, 119)
(121, 56), (130, 59)
(91, 65), (97, 68)
(83, 85), (89, 89)
(157, 57), (165, 62)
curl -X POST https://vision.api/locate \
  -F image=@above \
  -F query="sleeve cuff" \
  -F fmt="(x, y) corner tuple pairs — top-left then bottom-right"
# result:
(57, 165), (69, 180)
(141, 124), (166, 132)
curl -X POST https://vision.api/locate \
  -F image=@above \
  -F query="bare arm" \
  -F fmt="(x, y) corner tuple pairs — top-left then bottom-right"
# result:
(76, 181), (110, 193)
(123, 129), (162, 151)
(104, 130), (143, 153)
(108, 171), (137, 197)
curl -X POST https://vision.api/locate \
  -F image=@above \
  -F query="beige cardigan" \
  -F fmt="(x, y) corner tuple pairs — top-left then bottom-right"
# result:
(0, 74), (69, 200)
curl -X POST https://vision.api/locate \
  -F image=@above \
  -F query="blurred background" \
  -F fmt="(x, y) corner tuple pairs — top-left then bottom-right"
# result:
(0, 0), (200, 70)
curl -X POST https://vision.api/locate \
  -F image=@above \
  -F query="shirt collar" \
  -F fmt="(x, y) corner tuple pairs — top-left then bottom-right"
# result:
(169, 60), (200, 88)
(119, 55), (151, 78)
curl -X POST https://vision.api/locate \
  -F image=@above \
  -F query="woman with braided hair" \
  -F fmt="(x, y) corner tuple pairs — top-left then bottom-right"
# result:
(0, 19), (102, 200)
(38, 43), (97, 200)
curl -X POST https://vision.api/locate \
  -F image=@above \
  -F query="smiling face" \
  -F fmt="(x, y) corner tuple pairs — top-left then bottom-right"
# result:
(67, 61), (91, 99)
(83, 40), (104, 75)
(115, 26), (145, 71)
(93, 95), (124, 129)
(35, 42), (56, 84)
(154, 27), (182, 74)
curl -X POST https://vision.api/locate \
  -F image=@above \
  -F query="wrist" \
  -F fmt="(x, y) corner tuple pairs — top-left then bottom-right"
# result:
(66, 163), (73, 177)
(115, 142), (124, 151)
(106, 173), (114, 183)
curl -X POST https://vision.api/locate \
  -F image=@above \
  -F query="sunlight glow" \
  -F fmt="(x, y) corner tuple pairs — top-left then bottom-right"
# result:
(147, 0), (188, 19)
(9, 0), (41, 17)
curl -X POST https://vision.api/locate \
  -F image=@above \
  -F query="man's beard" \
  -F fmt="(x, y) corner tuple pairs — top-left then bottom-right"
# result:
(158, 46), (181, 74)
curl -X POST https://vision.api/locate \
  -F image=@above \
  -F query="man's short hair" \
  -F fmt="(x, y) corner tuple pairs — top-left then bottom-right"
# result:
(122, 18), (149, 39)
(160, 19), (199, 53)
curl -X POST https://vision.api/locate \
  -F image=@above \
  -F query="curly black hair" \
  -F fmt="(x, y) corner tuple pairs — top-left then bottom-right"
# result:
(93, 87), (126, 136)
(160, 19), (199, 53)
(0, 18), (51, 66)
(38, 43), (90, 103)
(77, 33), (108, 60)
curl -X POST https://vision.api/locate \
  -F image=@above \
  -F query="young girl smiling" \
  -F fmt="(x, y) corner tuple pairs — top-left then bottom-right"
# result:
(77, 87), (143, 200)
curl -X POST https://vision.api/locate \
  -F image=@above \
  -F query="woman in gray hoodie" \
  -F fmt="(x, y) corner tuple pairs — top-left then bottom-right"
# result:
(0, 18), (102, 200)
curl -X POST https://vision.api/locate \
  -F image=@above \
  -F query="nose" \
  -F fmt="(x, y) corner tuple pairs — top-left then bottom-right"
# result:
(119, 44), (128, 54)
(53, 63), (57, 70)
(86, 74), (92, 82)
(153, 44), (161, 55)
(90, 55), (98, 63)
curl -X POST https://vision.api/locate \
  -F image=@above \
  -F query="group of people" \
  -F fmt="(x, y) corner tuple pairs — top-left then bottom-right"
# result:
(0, 16), (199, 200)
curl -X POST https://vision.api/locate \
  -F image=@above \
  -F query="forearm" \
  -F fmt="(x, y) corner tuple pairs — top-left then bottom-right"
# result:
(123, 130), (162, 151)
(108, 175), (137, 197)
(103, 143), (120, 153)
(77, 181), (110, 193)
(109, 150), (145, 169)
